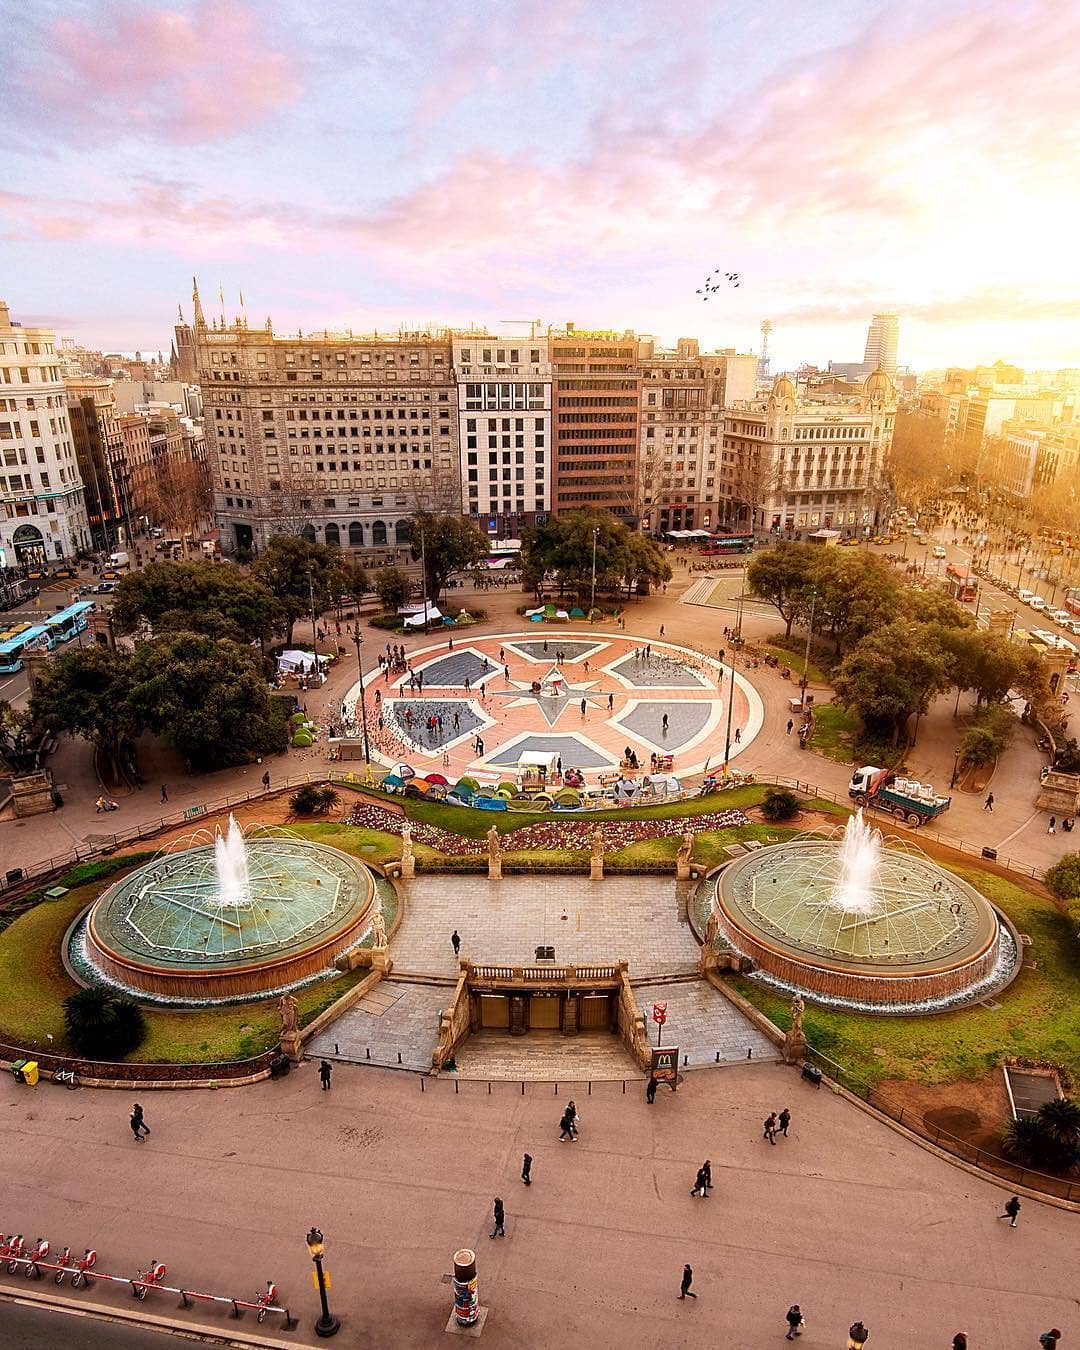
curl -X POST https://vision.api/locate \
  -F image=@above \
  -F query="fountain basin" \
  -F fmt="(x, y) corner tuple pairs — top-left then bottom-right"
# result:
(83, 835), (376, 1000)
(711, 836), (1018, 1010)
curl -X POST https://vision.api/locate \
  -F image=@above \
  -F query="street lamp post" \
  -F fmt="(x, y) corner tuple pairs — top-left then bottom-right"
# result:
(590, 526), (599, 614)
(950, 746), (962, 789)
(351, 631), (371, 766)
(722, 656), (736, 771)
(800, 590), (817, 698)
(305, 1227), (340, 1338)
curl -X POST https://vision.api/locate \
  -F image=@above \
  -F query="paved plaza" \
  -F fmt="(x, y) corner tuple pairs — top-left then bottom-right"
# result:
(390, 875), (703, 978)
(634, 978), (779, 1066)
(2, 1064), (1076, 1348)
(348, 631), (761, 783)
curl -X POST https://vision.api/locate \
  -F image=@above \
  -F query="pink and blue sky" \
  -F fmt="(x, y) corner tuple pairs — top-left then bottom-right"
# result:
(3, 0), (1078, 369)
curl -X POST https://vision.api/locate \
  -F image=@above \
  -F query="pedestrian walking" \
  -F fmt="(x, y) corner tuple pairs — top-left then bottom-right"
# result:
(1048, 816), (1057, 834)
(319, 1060), (333, 1091)
(678, 1264), (697, 1299)
(451, 930), (461, 957)
(160, 784), (168, 803)
(764, 1112), (778, 1144)
(490, 1197), (505, 1238)
(580, 698), (587, 717)
(559, 1108), (576, 1142)
(734, 726), (741, 743)
(984, 793), (994, 811)
(607, 693), (614, 711)
(998, 1194), (1021, 1226)
(646, 1076), (657, 1104)
(778, 1107), (791, 1136)
(1039, 1332), (1062, 1349)
(847, 1320), (869, 1347)
(690, 1166), (709, 1198)
(130, 1102), (150, 1142)
(785, 1304), (805, 1338)
(951, 1334), (967, 1350)
(522, 1153), (532, 1186)
(262, 770), (271, 790)
(787, 719), (794, 735)
(701, 1159), (712, 1192)
(662, 713), (669, 734)
(659, 624), (665, 638)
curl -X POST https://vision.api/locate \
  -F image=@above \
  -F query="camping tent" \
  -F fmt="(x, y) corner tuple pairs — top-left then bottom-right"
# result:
(401, 605), (442, 629)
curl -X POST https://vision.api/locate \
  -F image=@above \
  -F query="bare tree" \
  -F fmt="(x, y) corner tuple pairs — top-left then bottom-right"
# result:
(141, 457), (211, 555)
(264, 467), (321, 539)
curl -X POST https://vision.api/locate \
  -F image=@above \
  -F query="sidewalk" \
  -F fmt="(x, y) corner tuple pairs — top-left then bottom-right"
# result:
(1, 1061), (1075, 1349)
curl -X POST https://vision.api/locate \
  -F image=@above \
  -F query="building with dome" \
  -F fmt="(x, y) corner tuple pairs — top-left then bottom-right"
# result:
(720, 370), (896, 536)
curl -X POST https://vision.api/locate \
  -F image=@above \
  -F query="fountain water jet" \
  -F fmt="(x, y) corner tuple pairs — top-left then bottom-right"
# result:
(829, 809), (882, 916)
(212, 813), (252, 908)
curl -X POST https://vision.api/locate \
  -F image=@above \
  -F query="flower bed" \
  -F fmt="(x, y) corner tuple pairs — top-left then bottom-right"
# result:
(342, 801), (749, 855)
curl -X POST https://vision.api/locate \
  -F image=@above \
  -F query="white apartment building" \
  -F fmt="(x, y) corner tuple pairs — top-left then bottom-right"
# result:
(453, 335), (551, 535)
(862, 313), (899, 379)
(0, 301), (90, 569)
(723, 371), (896, 536)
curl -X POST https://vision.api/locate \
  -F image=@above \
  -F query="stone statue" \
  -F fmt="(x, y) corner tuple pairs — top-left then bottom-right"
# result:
(790, 992), (805, 1038)
(371, 909), (387, 949)
(401, 819), (413, 863)
(278, 991), (299, 1038)
(487, 825), (501, 865)
(676, 829), (694, 868)
(591, 828), (604, 864)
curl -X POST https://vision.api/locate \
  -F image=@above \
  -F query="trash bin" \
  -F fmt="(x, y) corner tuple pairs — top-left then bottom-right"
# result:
(981, 847), (998, 861)
(801, 1062), (823, 1087)
(22, 1061), (39, 1086)
(10, 1058), (28, 1083)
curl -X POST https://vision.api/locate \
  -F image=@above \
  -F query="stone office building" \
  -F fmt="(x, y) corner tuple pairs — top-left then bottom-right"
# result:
(193, 288), (459, 556)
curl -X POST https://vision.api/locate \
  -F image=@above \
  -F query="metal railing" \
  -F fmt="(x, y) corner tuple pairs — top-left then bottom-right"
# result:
(802, 1046), (1080, 1202)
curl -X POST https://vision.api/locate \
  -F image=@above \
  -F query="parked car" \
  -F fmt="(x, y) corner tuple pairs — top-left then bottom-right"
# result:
(1030, 596), (1048, 610)
(95, 580), (118, 594)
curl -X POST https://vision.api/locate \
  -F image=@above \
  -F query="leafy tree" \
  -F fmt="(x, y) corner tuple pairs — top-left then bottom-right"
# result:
(0, 699), (38, 773)
(64, 986), (147, 1060)
(522, 511), (670, 600)
(410, 512), (489, 600)
(111, 561), (281, 646)
(813, 551), (901, 655)
(128, 632), (287, 772)
(329, 559), (368, 611)
(834, 621), (953, 742)
(746, 544), (816, 637)
(958, 725), (1000, 767)
(901, 588), (975, 630)
(1044, 852), (1080, 902)
(251, 536), (340, 644)
(30, 644), (141, 772)
(374, 567), (412, 614)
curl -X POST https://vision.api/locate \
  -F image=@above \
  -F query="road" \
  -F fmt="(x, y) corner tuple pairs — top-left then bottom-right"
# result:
(0, 1300), (215, 1349)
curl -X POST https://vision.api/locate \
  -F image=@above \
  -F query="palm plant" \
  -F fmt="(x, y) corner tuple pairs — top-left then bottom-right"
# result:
(63, 986), (147, 1059)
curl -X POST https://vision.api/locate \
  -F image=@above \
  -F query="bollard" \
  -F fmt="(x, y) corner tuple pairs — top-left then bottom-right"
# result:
(398, 1051), (402, 1064)
(683, 1054), (688, 1066)
(452, 1249), (479, 1327)
(715, 1051), (721, 1062)
(747, 1047), (753, 1059)
(366, 1047), (370, 1059)
(335, 1043), (339, 1055)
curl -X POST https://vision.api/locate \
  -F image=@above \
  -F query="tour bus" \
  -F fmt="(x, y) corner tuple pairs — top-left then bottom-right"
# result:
(43, 600), (94, 644)
(0, 621), (32, 645)
(482, 539), (523, 570)
(0, 623), (54, 674)
(700, 533), (755, 556)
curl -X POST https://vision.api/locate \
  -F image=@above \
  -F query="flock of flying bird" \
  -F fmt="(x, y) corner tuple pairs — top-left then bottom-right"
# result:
(697, 269), (740, 299)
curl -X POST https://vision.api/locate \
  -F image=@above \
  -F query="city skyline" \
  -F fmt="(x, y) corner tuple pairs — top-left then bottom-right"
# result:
(3, 0), (1078, 369)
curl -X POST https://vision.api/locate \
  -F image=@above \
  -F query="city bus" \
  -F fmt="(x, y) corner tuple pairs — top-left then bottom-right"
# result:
(700, 533), (755, 556)
(43, 600), (94, 644)
(481, 539), (522, 571)
(0, 623), (54, 674)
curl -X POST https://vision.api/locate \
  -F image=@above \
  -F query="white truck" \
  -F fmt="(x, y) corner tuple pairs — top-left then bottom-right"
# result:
(848, 765), (951, 827)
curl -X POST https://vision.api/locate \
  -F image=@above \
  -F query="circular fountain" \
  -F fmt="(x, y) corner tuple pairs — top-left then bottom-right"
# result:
(709, 812), (1019, 1012)
(75, 816), (378, 1001)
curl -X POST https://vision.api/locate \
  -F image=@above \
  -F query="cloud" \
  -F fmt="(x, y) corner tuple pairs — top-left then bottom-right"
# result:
(26, 1), (301, 144)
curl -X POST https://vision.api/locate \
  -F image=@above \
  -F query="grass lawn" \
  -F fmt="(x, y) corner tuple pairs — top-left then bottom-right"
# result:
(764, 645), (830, 686)
(728, 863), (1080, 1088)
(809, 701), (859, 764)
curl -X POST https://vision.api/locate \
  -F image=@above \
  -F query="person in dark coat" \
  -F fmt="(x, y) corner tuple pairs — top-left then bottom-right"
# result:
(690, 1166), (709, 1198)
(130, 1103), (150, 1141)
(646, 1076), (657, 1104)
(701, 1159), (712, 1192)
(847, 1321), (869, 1347)
(521, 1153), (532, 1186)
(764, 1112), (778, 1144)
(786, 1304), (805, 1338)
(319, 1060), (333, 1091)
(489, 1198), (505, 1238)
(678, 1264), (696, 1299)
(559, 1107), (577, 1142)
(778, 1107), (791, 1136)
(451, 930), (461, 957)
(999, 1195), (1021, 1227)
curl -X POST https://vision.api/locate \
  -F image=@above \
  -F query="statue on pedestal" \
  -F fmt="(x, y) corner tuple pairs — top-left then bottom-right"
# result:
(782, 991), (807, 1065)
(278, 991), (299, 1038)
(676, 828), (694, 877)
(400, 819), (415, 877)
(590, 827), (604, 878)
(487, 824), (502, 878)
(371, 909), (387, 949)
